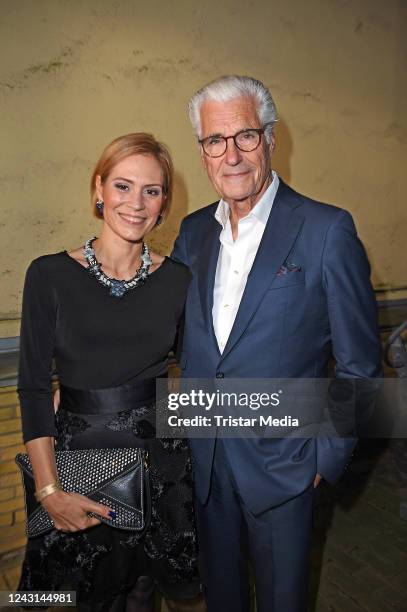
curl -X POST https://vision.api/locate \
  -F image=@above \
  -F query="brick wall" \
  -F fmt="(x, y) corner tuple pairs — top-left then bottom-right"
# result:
(0, 387), (26, 555)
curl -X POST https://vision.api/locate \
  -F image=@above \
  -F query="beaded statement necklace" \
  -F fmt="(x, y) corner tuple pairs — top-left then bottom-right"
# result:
(83, 237), (152, 298)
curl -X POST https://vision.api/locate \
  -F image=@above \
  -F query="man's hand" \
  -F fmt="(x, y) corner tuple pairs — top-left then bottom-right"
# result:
(313, 473), (322, 488)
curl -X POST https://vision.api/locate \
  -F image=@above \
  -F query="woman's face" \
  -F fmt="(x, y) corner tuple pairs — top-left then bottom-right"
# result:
(96, 154), (165, 243)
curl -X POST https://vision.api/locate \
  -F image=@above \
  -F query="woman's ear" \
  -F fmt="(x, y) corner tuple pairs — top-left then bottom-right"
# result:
(95, 175), (103, 200)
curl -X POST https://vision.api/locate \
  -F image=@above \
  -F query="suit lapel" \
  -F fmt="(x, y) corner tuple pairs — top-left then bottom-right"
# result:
(197, 213), (222, 348)
(220, 183), (304, 362)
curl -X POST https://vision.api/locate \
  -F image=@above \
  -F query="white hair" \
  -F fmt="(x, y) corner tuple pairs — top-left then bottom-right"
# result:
(188, 75), (278, 143)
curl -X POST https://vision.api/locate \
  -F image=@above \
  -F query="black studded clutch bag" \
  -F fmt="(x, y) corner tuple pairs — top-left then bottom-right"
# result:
(15, 448), (150, 538)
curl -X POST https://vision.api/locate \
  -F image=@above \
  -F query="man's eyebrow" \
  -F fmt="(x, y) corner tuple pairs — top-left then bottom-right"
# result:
(203, 128), (255, 139)
(204, 132), (223, 139)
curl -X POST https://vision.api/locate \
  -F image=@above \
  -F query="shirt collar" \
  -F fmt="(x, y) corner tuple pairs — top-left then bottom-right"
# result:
(214, 170), (280, 229)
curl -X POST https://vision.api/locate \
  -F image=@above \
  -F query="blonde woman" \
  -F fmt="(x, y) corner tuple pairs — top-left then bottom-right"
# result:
(18, 134), (200, 611)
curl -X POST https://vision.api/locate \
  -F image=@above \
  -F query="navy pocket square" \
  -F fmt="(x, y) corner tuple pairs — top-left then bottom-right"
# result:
(276, 262), (302, 277)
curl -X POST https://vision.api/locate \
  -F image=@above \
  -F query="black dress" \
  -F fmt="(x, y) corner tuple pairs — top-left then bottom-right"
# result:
(17, 252), (200, 610)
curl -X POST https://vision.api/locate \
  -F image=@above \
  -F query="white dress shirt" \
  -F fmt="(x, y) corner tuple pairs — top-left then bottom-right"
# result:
(212, 171), (280, 353)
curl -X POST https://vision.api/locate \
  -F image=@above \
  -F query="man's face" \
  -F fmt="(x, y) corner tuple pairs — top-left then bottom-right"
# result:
(199, 96), (274, 207)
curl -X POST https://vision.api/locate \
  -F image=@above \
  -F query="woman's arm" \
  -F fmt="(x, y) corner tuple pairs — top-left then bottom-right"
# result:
(18, 260), (58, 441)
(19, 259), (112, 530)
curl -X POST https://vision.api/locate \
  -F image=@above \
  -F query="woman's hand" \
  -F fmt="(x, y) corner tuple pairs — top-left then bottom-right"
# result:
(53, 388), (60, 413)
(41, 489), (114, 532)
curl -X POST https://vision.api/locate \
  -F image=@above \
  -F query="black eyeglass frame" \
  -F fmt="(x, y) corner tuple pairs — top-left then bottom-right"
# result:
(198, 125), (271, 158)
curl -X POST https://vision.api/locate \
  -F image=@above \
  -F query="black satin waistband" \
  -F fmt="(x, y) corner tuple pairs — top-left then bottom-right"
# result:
(60, 378), (158, 415)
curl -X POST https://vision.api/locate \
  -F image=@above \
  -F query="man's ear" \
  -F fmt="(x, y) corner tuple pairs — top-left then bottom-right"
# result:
(269, 132), (276, 154)
(199, 146), (208, 171)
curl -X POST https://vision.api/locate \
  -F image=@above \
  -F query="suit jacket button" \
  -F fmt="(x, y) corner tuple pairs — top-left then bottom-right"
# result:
(216, 372), (224, 379)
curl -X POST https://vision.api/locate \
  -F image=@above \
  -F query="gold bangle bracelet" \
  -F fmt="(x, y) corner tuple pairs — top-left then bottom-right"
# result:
(34, 482), (61, 502)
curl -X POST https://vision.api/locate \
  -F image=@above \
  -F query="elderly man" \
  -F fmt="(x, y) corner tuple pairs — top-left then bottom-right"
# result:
(172, 75), (382, 612)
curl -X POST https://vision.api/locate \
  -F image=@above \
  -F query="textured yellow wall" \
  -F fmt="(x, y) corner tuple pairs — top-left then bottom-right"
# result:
(1, 0), (406, 336)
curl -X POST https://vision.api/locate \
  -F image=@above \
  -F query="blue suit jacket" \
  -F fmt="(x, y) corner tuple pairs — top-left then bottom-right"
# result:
(172, 180), (382, 514)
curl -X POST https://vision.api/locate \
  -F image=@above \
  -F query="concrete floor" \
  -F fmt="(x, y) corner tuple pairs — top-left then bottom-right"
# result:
(310, 441), (407, 612)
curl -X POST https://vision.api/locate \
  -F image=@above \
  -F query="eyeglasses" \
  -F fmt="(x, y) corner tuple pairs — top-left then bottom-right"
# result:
(198, 126), (269, 158)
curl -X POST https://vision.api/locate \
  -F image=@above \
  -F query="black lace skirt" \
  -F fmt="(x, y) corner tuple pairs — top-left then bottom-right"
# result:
(18, 380), (200, 610)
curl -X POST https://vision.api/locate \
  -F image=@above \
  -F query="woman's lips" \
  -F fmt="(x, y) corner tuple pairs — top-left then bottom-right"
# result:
(119, 213), (146, 225)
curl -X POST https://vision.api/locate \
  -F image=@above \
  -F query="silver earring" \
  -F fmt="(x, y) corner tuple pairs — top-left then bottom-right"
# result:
(96, 200), (104, 214)
(156, 214), (163, 226)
